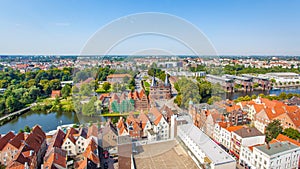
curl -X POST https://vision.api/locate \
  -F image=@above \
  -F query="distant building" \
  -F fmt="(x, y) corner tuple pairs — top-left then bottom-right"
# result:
(107, 74), (132, 83)
(149, 72), (172, 104)
(51, 90), (61, 98)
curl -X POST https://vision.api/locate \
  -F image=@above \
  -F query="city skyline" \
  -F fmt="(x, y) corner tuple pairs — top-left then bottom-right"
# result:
(0, 0), (300, 55)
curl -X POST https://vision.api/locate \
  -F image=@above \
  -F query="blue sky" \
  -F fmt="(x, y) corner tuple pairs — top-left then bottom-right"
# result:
(0, 0), (299, 55)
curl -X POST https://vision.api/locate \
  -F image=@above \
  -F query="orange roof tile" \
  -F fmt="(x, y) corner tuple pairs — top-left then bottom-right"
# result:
(274, 134), (300, 146)
(226, 125), (244, 132)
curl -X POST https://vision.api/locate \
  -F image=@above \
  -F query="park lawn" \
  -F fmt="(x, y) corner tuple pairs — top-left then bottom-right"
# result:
(101, 112), (140, 117)
(144, 81), (150, 87)
(96, 84), (113, 93)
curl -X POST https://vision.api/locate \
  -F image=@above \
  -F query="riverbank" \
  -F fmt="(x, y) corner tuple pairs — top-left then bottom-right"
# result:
(31, 97), (74, 112)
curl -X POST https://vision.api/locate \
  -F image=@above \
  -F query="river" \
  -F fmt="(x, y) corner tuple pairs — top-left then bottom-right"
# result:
(1, 88), (300, 134)
(226, 88), (300, 100)
(0, 111), (79, 134)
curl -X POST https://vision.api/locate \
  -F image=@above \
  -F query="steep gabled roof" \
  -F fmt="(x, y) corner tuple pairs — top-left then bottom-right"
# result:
(64, 128), (78, 144)
(8, 132), (25, 149)
(0, 131), (15, 150)
(87, 124), (98, 138)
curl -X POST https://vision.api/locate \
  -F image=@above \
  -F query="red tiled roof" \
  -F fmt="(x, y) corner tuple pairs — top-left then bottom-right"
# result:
(138, 112), (150, 129)
(253, 104), (265, 113)
(150, 107), (163, 125)
(0, 131), (15, 150)
(273, 134), (300, 146)
(64, 128), (78, 144)
(226, 105), (241, 112)
(8, 132), (25, 149)
(87, 124), (98, 138)
(226, 126), (244, 132)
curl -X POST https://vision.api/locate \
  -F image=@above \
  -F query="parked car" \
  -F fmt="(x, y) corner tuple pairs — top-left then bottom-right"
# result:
(103, 150), (109, 159)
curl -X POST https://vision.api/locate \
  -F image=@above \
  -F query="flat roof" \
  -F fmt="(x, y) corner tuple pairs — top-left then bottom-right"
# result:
(134, 140), (198, 169)
(233, 127), (264, 138)
(266, 72), (299, 76)
(255, 142), (300, 156)
(178, 124), (236, 165)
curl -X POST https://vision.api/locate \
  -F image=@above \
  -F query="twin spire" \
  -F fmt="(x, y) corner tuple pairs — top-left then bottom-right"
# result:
(151, 70), (169, 87)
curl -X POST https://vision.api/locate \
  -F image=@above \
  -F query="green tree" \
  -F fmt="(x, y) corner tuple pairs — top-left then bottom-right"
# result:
(28, 86), (41, 101)
(80, 83), (92, 96)
(253, 82), (259, 88)
(0, 99), (5, 114)
(82, 96), (97, 116)
(39, 79), (51, 95)
(61, 84), (72, 98)
(24, 125), (31, 133)
(102, 82), (111, 92)
(49, 79), (61, 90)
(265, 120), (283, 142)
(282, 128), (300, 140)
(207, 96), (222, 105)
(278, 92), (287, 100)
(5, 95), (21, 112)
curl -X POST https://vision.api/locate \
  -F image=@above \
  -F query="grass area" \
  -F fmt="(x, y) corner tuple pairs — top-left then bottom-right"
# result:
(101, 112), (140, 117)
(32, 96), (74, 112)
(144, 81), (150, 87)
(96, 84), (112, 93)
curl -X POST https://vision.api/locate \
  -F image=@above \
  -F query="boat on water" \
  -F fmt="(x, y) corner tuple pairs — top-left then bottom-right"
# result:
(272, 87), (280, 91)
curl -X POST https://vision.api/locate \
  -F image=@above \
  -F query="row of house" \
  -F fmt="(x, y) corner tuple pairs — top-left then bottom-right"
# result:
(0, 126), (46, 168)
(237, 97), (300, 133)
(239, 134), (300, 169)
(188, 98), (300, 168)
(0, 124), (100, 169)
(116, 106), (174, 142)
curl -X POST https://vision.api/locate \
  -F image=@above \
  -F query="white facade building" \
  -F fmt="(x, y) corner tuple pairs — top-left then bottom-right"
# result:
(178, 123), (236, 169)
(240, 142), (300, 169)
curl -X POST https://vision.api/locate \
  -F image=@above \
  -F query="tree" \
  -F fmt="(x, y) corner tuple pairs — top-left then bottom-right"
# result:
(278, 92), (287, 100)
(102, 82), (111, 92)
(207, 96), (222, 105)
(49, 79), (61, 90)
(123, 76), (130, 83)
(0, 99), (5, 114)
(80, 83), (92, 96)
(5, 95), (21, 112)
(283, 128), (300, 140)
(24, 125), (31, 133)
(265, 120), (283, 142)
(253, 82), (259, 88)
(28, 86), (41, 101)
(270, 78), (276, 84)
(61, 84), (71, 98)
(82, 96), (97, 116)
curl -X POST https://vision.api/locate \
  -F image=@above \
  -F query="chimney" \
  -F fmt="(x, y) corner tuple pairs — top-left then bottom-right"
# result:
(247, 128), (251, 133)
(266, 143), (271, 150)
(29, 150), (34, 156)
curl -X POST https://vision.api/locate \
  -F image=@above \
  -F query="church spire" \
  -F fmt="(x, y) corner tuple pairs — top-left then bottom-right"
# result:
(151, 69), (156, 87)
(165, 72), (170, 86)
